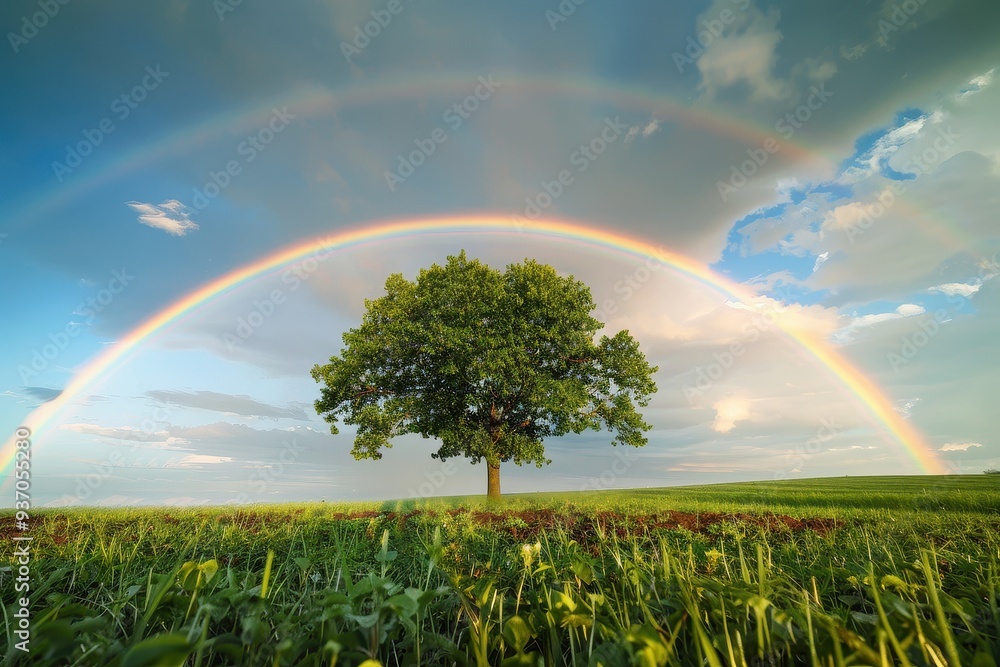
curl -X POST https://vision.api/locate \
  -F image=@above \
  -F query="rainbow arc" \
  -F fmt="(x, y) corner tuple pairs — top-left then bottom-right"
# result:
(0, 216), (948, 478)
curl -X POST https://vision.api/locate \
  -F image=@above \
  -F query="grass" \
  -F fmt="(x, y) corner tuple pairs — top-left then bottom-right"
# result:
(1, 474), (998, 665)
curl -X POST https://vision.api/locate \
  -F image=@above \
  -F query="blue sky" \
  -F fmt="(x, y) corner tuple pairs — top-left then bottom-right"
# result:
(1, 0), (998, 506)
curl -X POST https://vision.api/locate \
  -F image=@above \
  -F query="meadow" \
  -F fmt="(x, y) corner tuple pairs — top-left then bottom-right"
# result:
(2, 475), (999, 666)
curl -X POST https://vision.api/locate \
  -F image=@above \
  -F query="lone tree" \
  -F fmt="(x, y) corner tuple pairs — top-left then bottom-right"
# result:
(311, 252), (658, 498)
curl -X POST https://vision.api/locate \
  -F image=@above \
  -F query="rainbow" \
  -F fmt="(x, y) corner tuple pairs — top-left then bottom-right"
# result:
(9, 72), (982, 272)
(9, 72), (824, 233)
(9, 71), (978, 264)
(0, 216), (948, 480)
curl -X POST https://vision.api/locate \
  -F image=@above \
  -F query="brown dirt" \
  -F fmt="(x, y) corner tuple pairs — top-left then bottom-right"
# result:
(2, 507), (838, 550)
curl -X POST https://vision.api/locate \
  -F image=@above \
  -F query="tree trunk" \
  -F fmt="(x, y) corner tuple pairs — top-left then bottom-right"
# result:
(487, 463), (501, 499)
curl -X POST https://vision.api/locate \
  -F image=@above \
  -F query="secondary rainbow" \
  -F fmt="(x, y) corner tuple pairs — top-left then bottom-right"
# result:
(0, 215), (948, 479)
(10, 72), (823, 233)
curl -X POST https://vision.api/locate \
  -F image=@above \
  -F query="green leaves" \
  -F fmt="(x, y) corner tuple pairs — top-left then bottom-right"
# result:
(177, 558), (218, 592)
(121, 634), (193, 667)
(312, 252), (658, 495)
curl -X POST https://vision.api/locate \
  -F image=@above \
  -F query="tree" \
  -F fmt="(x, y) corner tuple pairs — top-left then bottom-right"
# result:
(311, 252), (658, 498)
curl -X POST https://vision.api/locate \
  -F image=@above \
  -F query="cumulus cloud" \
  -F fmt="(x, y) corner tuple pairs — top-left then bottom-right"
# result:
(125, 200), (199, 236)
(939, 442), (982, 452)
(712, 396), (752, 433)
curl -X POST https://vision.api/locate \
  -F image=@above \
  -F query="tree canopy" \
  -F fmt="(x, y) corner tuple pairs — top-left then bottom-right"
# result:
(311, 252), (658, 497)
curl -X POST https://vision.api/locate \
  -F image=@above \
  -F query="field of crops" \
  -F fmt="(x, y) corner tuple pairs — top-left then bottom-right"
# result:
(2, 475), (999, 666)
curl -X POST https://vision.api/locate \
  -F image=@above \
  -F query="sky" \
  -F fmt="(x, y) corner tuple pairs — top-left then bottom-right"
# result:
(1, 0), (998, 507)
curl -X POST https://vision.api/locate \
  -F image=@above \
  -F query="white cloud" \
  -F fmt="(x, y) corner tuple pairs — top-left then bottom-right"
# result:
(928, 282), (981, 298)
(957, 67), (996, 101)
(745, 270), (804, 291)
(167, 454), (236, 468)
(895, 303), (925, 317)
(896, 398), (919, 419)
(940, 442), (983, 452)
(625, 119), (662, 143)
(695, 3), (792, 102)
(833, 303), (925, 342)
(839, 116), (931, 183)
(712, 396), (752, 433)
(125, 200), (199, 236)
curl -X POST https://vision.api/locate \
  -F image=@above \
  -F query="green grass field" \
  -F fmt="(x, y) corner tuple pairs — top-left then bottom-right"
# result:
(3, 475), (999, 666)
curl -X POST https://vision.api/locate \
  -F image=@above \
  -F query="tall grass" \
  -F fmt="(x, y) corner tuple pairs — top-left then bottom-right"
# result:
(1, 475), (998, 665)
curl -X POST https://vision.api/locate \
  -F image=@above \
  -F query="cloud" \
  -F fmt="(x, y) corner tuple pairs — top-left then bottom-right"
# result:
(625, 119), (662, 143)
(125, 200), (199, 236)
(833, 302), (926, 338)
(896, 398), (919, 419)
(841, 0), (952, 60)
(957, 67), (996, 101)
(146, 390), (311, 420)
(59, 423), (191, 447)
(19, 386), (62, 402)
(745, 270), (805, 292)
(939, 442), (982, 452)
(695, 2), (792, 102)
(166, 454), (236, 469)
(928, 282), (981, 298)
(839, 115), (932, 183)
(812, 252), (829, 273)
(712, 396), (752, 433)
